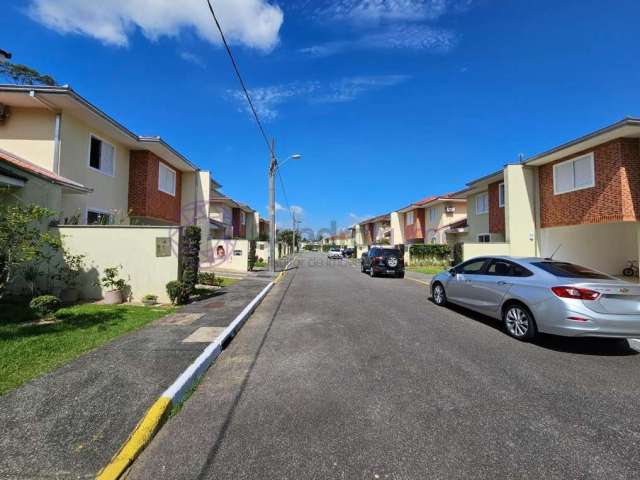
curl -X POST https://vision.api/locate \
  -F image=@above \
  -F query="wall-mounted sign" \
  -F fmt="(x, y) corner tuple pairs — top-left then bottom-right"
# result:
(156, 237), (171, 257)
(234, 250), (243, 256)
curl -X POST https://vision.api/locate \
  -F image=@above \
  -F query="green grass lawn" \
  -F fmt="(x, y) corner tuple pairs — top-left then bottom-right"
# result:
(0, 303), (175, 395)
(407, 265), (448, 275)
(217, 277), (239, 287)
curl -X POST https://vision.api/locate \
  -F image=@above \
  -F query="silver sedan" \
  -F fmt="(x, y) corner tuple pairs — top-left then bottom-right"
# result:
(430, 256), (640, 341)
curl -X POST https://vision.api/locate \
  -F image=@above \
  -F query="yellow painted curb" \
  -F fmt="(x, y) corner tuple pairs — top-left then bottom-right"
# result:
(96, 396), (172, 480)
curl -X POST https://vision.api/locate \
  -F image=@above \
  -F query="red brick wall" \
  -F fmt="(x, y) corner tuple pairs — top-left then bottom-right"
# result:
(488, 181), (505, 234)
(128, 150), (182, 224)
(404, 209), (425, 241)
(539, 138), (640, 228)
(232, 208), (247, 239)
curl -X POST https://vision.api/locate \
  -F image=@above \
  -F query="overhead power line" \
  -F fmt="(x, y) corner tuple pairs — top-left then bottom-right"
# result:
(204, 0), (274, 157)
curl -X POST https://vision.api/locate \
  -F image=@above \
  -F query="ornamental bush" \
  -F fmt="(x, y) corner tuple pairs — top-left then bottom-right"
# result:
(409, 244), (451, 262)
(166, 280), (190, 305)
(29, 295), (61, 317)
(198, 272), (217, 286)
(181, 226), (201, 294)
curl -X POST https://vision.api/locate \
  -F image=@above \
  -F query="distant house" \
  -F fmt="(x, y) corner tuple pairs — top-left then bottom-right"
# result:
(391, 193), (467, 247)
(459, 118), (640, 275)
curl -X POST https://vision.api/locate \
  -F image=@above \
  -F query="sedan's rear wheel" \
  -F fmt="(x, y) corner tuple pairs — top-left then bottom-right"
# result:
(503, 304), (537, 341)
(432, 283), (446, 306)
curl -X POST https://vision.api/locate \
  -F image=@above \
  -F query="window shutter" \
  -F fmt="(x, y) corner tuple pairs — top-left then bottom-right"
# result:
(554, 161), (573, 194)
(100, 141), (115, 175)
(573, 156), (593, 189)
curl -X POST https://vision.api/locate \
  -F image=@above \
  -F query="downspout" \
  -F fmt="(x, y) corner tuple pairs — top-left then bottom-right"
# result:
(193, 169), (200, 225)
(53, 113), (61, 175)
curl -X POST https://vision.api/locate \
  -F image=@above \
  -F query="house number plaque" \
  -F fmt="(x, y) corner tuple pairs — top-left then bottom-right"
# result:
(156, 237), (171, 257)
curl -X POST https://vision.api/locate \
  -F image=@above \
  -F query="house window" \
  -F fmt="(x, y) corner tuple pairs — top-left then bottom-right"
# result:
(476, 193), (489, 214)
(553, 153), (595, 195)
(406, 210), (414, 225)
(88, 135), (115, 176)
(158, 163), (176, 196)
(428, 207), (437, 224)
(498, 183), (505, 207)
(240, 211), (246, 225)
(87, 209), (113, 225)
(478, 233), (491, 243)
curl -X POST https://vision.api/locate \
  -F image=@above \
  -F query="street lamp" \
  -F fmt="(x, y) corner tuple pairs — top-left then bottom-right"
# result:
(269, 145), (302, 273)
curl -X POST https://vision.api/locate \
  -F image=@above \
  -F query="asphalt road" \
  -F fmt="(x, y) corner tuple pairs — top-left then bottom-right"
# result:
(128, 251), (640, 480)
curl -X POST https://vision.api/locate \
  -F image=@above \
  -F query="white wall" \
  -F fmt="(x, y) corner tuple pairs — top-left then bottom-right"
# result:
(538, 222), (638, 275)
(56, 225), (181, 303)
(201, 239), (249, 272)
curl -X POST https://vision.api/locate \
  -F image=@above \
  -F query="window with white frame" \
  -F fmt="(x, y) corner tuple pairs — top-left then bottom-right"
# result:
(158, 163), (176, 196)
(498, 183), (505, 207)
(428, 207), (437, 224)
(89, 135), (115, 176)
(240, 211), (246, 225)
(406, 210), (414, 225)
(553, 153), (595, 195)
(476, 192), (489, 214)
(478, 233), (491, 243)
(87, 209), (113, 225)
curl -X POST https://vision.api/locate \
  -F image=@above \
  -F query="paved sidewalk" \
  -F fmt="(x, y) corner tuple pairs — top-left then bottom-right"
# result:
(0, 276), (273, 479)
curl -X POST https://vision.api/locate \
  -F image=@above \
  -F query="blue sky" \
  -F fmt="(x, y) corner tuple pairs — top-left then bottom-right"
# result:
(2, 0), (640, 233)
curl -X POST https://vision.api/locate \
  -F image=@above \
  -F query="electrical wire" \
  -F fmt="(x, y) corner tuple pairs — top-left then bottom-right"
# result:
(204, 0), (274, 158)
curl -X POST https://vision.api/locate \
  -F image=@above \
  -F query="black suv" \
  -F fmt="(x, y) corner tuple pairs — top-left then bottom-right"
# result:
(361, 247), (405, 278)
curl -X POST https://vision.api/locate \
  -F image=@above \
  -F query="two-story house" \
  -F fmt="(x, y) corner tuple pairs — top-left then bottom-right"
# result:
(357, 213), (392, 249)
(461, 118), (640, 275)
(0, 85), (210, 229)
(391, 193), (467, 247)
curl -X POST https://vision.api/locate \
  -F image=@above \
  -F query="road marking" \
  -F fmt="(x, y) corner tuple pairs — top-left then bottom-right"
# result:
(405, 276), (430, 286)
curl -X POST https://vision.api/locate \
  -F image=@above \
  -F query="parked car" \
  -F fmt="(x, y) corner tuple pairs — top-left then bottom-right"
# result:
(361, 247), (404, 278)
(328, 247), (343, 259)
(430, 256), (640, 341)
(344, 248), (354, 258)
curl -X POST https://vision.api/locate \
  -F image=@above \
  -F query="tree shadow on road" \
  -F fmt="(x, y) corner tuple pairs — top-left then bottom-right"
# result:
(431, 298), (639, 357)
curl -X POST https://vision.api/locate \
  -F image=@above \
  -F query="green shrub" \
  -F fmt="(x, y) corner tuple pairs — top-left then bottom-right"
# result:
(142, 294), (158, 305)
(409, 244), (451, 262)
(181, 226), (201, 294)
(29, 295), (61, 317)
(198, 272), (217, 286)
(166, 281), (190, 305)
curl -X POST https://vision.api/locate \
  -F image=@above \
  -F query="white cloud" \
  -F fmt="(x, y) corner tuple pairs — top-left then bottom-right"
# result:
(315, 0), (449, 23)
(229, 75), (410, 120)
(179, 51), (206, 67)
(27, 0), (283, 50)
(300, 25), (456, 57)
(229, 82), (319, 120)
(314, 75), (410, 103)
(289, 205), (304, 216)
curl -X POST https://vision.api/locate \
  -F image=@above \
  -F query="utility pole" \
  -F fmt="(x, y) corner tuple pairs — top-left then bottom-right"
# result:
(268, 139), (277, 273)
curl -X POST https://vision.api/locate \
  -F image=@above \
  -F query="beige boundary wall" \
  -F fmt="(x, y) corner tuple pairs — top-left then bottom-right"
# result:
(56, 225), (181, 303)
(538, 222), (638, 275)
(201, 239), (250, 272)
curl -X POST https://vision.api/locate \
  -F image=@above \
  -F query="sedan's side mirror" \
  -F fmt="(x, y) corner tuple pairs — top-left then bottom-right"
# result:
(448, 268), (457, 275)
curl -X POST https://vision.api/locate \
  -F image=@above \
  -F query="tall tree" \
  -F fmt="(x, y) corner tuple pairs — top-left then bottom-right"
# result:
(0, 62), (56, 86)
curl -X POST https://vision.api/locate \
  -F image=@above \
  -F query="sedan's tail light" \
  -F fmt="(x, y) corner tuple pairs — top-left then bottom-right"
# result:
(551, 286), (601, 301)
(374, 256), (385, 264)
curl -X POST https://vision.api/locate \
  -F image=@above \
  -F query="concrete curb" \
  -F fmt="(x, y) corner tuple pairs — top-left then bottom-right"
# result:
(96, 280), (276, 480)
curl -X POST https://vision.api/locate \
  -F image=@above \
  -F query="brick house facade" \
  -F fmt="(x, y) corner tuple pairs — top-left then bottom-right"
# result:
(539, 138), (640, 228)
(488, 181), (505, 234)
(128, 150), (182, 224)
(404, 208), (426, 242)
